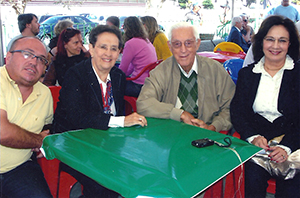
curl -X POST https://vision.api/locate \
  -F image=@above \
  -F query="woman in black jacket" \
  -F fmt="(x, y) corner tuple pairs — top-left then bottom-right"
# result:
(230, 15), (300, 198)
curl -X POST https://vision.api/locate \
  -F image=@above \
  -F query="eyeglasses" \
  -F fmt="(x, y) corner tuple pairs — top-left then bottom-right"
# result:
(10, 50), (48, 65)
(264, 36), (289, 45)
(171, 39), (196, 49)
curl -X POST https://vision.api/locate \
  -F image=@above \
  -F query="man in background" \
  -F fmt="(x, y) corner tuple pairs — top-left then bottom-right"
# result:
(227, 16), (250, 52)
(240, 13), (254, 45)
(7, 13), (41, 51)
(274, 0), (300, 22)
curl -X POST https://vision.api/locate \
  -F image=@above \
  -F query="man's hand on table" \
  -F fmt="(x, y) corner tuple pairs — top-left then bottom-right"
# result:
(31, 129), (50, 158)
(180, 111), (216, 131)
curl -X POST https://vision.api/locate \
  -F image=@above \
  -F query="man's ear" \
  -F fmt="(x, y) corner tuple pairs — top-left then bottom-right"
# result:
(167, 41), (172, 52)
(5, 51), (12, 64)
(196, 39), (201, 49)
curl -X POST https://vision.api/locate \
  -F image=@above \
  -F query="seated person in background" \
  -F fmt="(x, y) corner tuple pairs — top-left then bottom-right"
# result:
(53, 25), (147, 197)
(140, 16), (172, 61)
(106, 16), (120, 28)
(240, 13), (254, 45)
(137, 22), (235, 132)
(0, 37), (53, 198)
(227, 16), (249, 52)
(48, 18), (74, 56)
(119, 16), (157, 97)
(43, 27), (90, 86)
(230, 15), (300, 198)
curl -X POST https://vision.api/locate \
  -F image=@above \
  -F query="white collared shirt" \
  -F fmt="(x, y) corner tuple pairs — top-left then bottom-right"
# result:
(247, 55), (294, 154)
(252, 56), (294, 123)
(234, 26), (241, 32)
(92, 66), (125, 127)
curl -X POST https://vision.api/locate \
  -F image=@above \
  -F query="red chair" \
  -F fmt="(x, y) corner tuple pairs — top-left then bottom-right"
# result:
(267, 178), (276, 195)
(124, 59), (163, 115)
(37, 85), (82, 198)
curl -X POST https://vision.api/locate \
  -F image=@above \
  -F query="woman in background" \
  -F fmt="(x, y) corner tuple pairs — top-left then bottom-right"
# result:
(230, 15), (300, 198)
(140, 16), (172, 60)
(106, 16), (120, 29)
(119, 16), (157, 97)
(43, 28), (90, 86)
(48, 18), (74, 55)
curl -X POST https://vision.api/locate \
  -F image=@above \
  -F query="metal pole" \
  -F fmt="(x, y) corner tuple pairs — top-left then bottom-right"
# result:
(231, 0), (234, 19)
(0, 6), (4, 66)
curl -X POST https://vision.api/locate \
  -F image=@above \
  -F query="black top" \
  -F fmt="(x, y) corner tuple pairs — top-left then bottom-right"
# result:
(54, 58), (127, 133)
(48, 36), (59, 50)
(230, 62), (300, 152)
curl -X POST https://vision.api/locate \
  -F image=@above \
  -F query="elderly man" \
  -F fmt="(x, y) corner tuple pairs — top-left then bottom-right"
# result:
(227, 16), (250, 52)
(0, 37), (53, 197)
(137, 22), (235, 132)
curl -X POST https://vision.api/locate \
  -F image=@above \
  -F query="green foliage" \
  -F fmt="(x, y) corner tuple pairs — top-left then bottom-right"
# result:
(178, 0), (188, 9)
(178, 0), (188, 3)
(245, 0), (256, 7)
(202, 0), (214, 9)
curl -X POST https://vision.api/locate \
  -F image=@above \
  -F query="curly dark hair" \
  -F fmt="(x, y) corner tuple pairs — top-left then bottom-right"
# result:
(123, 16), (148, 43)
(252, 15), (300, 63)
(89, 25), (123, 49)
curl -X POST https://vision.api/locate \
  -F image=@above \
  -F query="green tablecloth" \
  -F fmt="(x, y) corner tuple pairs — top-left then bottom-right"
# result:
(42, 118), (261, 198)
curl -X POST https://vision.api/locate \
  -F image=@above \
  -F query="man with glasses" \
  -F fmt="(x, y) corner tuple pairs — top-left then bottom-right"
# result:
(0, 37), (53, 198)
(240, 14), (254, 45)
(137, 22), (235, 132)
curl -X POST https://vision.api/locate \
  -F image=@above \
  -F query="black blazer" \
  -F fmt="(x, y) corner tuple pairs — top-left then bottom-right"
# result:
(54, 58), (126, 133)
(230, 62), (300, 152)
(227, 26), (249, 53)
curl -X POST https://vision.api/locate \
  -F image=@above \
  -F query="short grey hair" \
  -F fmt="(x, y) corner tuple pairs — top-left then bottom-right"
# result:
(168, 22), (199, 41)
(54, 18), (74, 36)
(231, 16), (242, 27)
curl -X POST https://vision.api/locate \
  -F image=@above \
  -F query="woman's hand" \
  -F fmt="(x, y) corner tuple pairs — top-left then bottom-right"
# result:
(268, 146), (288, 163)
(124, 112), (147, 127)
(251, 135), (269, 150)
